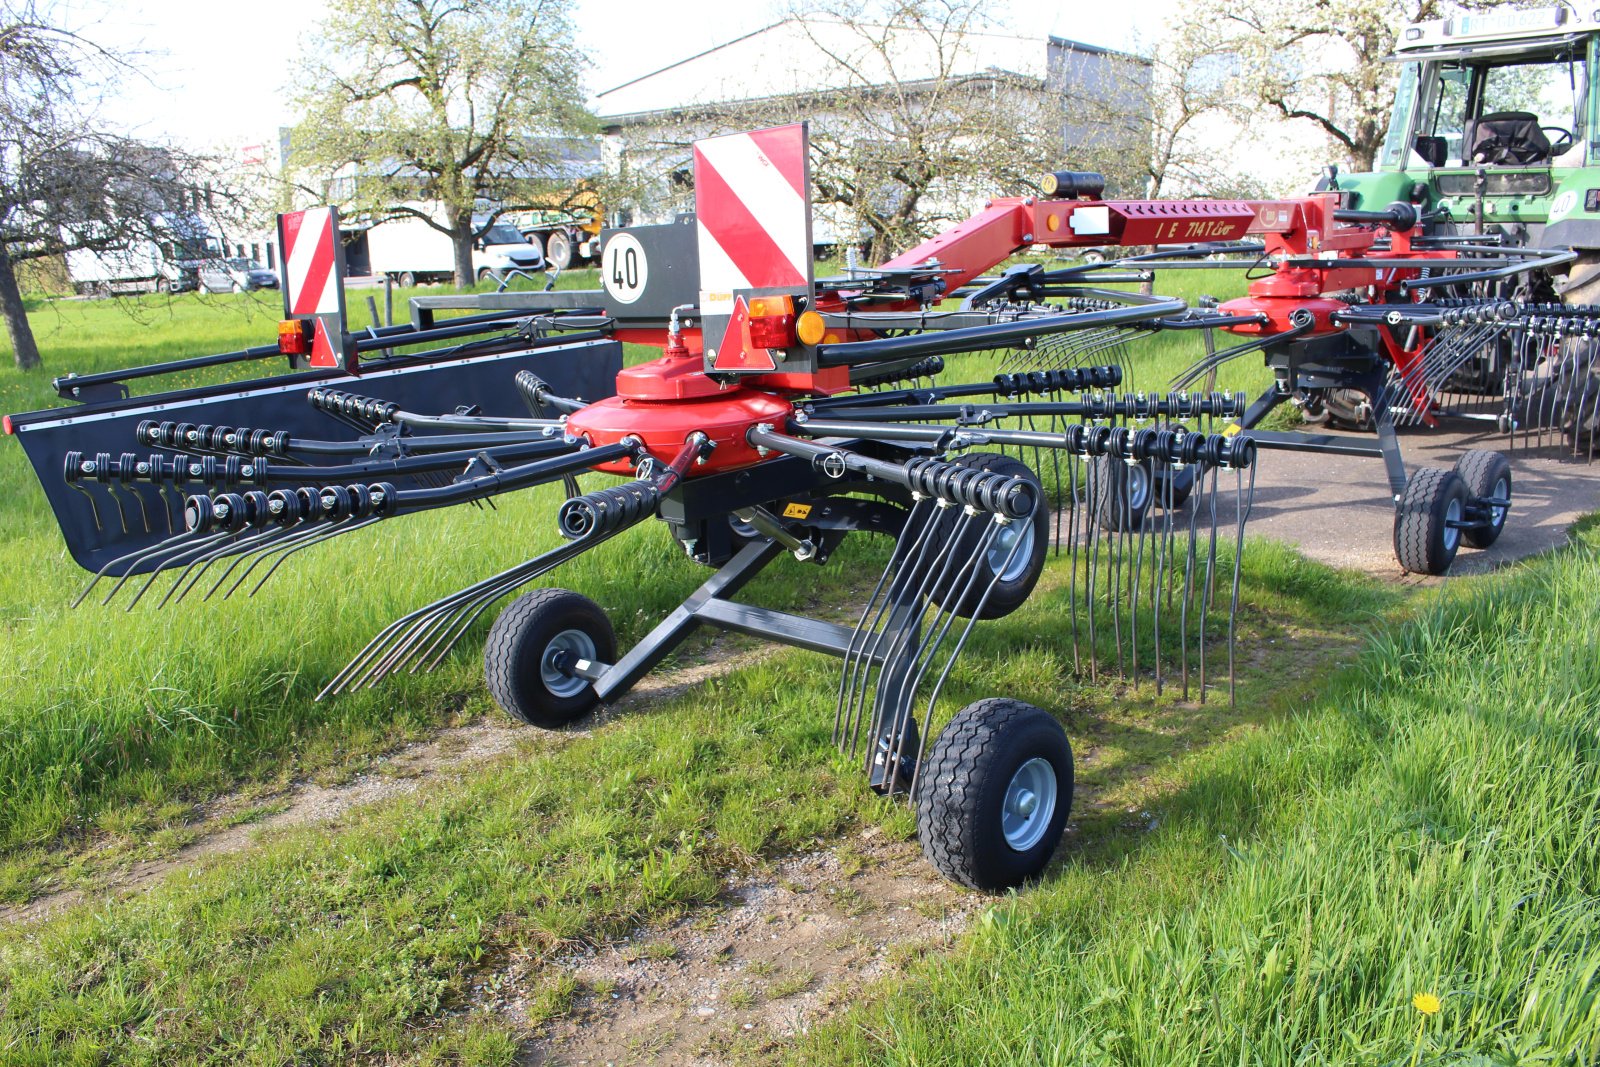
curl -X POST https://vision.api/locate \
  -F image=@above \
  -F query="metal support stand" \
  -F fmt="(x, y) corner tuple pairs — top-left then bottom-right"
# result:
(587, 538), (912, 704)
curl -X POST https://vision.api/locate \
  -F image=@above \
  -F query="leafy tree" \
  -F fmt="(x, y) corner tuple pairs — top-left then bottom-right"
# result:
(1198, 0), (1507, 171)
(0, 2), (220, 370)
(290, 0), (593, 287)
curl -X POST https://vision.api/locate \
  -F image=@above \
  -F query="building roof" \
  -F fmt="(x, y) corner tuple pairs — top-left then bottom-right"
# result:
(594, 18), (1134, 122)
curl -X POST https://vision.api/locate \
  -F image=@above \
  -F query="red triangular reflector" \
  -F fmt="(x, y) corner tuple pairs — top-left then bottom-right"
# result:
(711, 297), (777, 372)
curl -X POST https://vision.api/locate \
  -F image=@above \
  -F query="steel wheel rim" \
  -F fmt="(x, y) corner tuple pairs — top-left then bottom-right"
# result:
(1002, 757), (1057, 852)
(1128, 462), (1150, 512)
(986, 518), (1036, 583)
(1443, 497), (1462, 552)
(540, 628), (596, 698)
(1490, 475), (1508, 527)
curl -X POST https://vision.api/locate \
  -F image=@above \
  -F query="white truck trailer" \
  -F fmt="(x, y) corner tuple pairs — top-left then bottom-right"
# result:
(364, 211), (545, 286)
(65, 214), (219, 295)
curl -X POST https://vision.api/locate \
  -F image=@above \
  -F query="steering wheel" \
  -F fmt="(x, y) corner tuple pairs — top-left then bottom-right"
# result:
(1543, 126), (1576, 154)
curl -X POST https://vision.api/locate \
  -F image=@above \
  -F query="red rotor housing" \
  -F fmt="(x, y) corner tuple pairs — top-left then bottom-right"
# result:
(566, 344), (794, 475)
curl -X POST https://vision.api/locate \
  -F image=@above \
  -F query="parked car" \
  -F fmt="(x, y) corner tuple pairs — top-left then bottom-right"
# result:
(197, 257), (279, 293)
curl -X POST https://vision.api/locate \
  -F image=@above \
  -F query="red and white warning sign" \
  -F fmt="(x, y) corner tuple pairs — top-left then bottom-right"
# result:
(276, 206), (353, 371)
(694, 123), (812, 317)
(279, 207), (342, 317)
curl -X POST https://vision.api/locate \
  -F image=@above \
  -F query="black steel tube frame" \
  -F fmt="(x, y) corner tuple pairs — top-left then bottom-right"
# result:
(289, 429), (568, 456)
(386, 440), (636, 514)
(814, 299), (1187, 364)
(1398, 248), (1576, 294)
(266, 438), (578, 483)
(1234, 369), (1409, 499)
(582, 539), (908, 704)
(49, 310), (606, 401)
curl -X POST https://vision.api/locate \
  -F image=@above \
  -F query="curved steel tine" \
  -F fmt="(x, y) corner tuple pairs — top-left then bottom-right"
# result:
(907, 519), (1024, 799)
(837, 498), (937, 749)
(842, 499), (943, 754)
(852, 503), (960, 759)
(1229, 463), (1256, 706)
(323, 542), (582, 698)
(410, 534), (610, 675)
(1180, 460), (1203, 700)
(1197, 463), (1221, 703)
(169, 525), (290, 605)
(885, 517), (1001, 788)
(105, 482), (132, 535)
(202, 526), (300, 600)
(122, 531), (236, 610)
(69, 482), (105, 532)
(219, 522), (331, 599)
(73, 528), (195, 608)
(248, 516), (381, 597)
(157, 532), (257, 609)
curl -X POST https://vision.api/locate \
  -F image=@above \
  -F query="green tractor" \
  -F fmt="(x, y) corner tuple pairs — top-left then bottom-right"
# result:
(1334, 7), (1600, 298)
(1323, 6), (1600, 444)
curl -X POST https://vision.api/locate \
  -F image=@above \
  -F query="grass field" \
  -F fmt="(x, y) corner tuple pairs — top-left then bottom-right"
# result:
(0, 271), (1593, 1064)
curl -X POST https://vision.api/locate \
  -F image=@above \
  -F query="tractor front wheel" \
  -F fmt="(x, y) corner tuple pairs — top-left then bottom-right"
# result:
(485, 588), (614, 728)
(1454, 450), (1512, 549)
(1393, 467), (1470, 575)
(916, 699), (1073, 891)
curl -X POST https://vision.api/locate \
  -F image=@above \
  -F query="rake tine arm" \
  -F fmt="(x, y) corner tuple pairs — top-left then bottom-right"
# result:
(306, 386), (570, 432)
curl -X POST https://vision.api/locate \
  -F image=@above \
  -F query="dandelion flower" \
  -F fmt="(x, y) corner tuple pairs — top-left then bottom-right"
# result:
(1412, 992), (1441, 1015)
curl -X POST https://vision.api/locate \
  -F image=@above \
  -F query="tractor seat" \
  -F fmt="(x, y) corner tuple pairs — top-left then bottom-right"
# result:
(1466, 111), (1552, 165)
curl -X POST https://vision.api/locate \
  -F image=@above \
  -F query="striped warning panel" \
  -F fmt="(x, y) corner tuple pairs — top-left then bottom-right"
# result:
(280, 207), (340, 317)
(694, 123), (811, 303)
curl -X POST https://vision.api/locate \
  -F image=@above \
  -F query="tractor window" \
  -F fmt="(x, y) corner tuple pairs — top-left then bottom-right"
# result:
(1478, 55), (1586, 153)
(1416, 66), (1472, 164)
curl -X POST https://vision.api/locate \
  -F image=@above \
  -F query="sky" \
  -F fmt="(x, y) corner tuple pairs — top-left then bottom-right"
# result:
(66, 0), (1179, 153)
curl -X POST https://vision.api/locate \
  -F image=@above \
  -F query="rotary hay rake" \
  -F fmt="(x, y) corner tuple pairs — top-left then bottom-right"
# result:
(5, 124), (1584, 889)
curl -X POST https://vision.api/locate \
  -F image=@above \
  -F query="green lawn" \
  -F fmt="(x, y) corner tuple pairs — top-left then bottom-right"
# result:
(0, 269), (1590, 1064)
(799, 520), (1600, 1066)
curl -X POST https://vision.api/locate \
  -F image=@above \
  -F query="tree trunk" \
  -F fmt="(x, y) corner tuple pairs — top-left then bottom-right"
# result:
(0, 243), (43, 371)
(444, 204), (474, 289)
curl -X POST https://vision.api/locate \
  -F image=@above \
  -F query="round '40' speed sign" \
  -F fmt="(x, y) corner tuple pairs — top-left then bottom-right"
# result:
(602, 233), (649, 305)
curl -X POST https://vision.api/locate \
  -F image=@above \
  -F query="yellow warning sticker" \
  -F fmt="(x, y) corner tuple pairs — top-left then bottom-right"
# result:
(782, 502), (813, 519)
(1221, 422), (1242, 437)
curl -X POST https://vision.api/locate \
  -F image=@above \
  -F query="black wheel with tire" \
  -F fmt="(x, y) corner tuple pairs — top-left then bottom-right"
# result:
(1089, 454), (1151, 532)
(1393, 467), (1470, 575)
(916, 698), (1073, 891)
(1453, 449), (1512, 549)
(545, 230), (573, 270)
(1151, 462), (1196, 511)
(476, 267), (495, 285)
(915, 452), (1047, 620)
(398, 271), (417, 289)
(484, 588), (614, 728)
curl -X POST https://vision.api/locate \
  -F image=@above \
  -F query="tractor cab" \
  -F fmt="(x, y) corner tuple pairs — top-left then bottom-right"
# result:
(1342, 7), (1600, 269)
